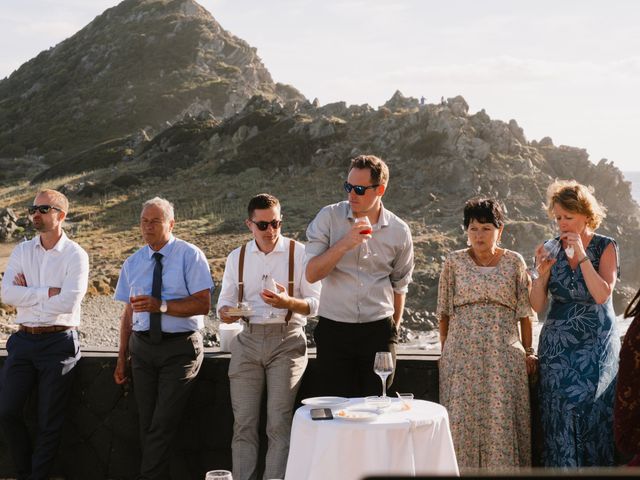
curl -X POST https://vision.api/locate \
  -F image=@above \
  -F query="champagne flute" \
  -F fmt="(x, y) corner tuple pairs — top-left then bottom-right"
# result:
(355, 216), (375, 259)
(205, 470), (232, 480)
(373, 351), (394, 398)
(529, 239), (561, 280)
(261, 274), (278, 319)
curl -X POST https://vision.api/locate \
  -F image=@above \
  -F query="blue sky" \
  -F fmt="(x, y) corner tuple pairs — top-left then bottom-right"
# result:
(1, 0), (639, 171)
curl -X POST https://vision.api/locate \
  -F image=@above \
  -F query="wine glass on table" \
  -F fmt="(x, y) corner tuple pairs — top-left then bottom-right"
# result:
(354, 216), (375, 259)
(205, 470), (232, 480)
(373, 351), (394, 398)
(529, 239), (561, 280)
(261, 273), (278, 319)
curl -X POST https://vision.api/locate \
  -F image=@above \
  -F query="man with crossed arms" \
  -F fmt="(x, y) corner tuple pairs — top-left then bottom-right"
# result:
(217, 193), (320, 480)
(0, 189), (89, 480)
(113, 197), (213, 480)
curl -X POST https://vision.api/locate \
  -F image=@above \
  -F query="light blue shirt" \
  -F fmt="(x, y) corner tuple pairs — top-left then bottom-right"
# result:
(114, 235), (214, 332)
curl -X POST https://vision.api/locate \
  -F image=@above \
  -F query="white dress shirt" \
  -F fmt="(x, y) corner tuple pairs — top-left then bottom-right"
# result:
(217, 236), (321, 326)
(1, 232), (89, 327)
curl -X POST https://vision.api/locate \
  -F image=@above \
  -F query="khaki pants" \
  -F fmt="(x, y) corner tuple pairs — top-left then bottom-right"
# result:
(228, 323), (307, 480)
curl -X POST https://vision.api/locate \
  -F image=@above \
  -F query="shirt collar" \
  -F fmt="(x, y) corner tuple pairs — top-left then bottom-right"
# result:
(33, 231), (68, 252)
(345, 201), (390, 228)
(248, 235), (286, 255)
(146, 234), (176, 259)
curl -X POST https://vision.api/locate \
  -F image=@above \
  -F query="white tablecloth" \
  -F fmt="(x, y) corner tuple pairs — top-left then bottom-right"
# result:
(285, 398), (459, 480)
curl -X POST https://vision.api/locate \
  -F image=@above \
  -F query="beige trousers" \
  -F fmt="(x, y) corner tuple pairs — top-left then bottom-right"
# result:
(228, 323), (307, 480)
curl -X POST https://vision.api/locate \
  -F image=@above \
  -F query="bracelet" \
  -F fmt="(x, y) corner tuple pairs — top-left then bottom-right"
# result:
(524, 347), (535, 355)
(577, 256), (591, 267)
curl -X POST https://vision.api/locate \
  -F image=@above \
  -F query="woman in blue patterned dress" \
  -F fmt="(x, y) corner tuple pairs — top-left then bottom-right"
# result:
(530, 180), (620, 467)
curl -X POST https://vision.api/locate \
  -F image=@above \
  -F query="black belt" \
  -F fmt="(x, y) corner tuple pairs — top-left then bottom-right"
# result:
(135, 330), (194, 339)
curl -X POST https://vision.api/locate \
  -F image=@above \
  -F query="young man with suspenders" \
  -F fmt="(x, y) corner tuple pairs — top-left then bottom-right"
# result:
(217, 193), (321, 480)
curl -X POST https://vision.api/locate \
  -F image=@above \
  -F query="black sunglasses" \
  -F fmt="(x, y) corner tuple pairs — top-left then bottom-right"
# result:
(28, 205), (63, 215)
(249, 219), (282, 231)
(344, 182), (379, 196)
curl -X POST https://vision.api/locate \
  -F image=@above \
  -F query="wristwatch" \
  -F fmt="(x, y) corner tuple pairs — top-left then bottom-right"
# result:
(160, 300), (168, 313)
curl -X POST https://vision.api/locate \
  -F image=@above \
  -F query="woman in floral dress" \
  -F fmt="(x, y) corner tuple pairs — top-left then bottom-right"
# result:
(530, 180), (619, 467)
(438, 197), (536, 470)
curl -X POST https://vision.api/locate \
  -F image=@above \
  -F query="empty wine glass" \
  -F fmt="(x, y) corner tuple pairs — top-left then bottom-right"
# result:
(205, 470), (232, 480)
(530, 239), (561, 279)
(373, 351), (394, 398)
(261, 273), (278, 319)
(354, 216), (375, 259)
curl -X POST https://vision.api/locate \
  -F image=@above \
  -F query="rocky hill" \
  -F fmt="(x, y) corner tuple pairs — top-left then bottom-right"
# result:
(0, 0), (303, 169)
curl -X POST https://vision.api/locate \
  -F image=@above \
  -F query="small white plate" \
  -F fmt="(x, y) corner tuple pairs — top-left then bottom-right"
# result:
(301, 396), (349, 408)
(334, 409), (378, 422)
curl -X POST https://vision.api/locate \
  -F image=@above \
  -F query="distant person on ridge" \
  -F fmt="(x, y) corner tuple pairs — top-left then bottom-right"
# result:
(113, 197), (213, 479)
(0, 189), (89, 480)
(217, 193), (321, 480)
(305, 154), (414, 397)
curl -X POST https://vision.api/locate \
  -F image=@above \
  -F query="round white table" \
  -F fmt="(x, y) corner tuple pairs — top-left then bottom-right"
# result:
(285, 398), (459, 480)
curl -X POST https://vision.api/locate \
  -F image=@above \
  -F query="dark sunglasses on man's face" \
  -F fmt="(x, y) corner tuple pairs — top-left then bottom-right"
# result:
(249, 219), (282, 231)
(28, 205), (63, 215)
(344, 182), (379, 196)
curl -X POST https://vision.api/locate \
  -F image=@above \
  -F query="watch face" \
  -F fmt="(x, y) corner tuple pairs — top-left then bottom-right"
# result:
(160, 301), (167, 313)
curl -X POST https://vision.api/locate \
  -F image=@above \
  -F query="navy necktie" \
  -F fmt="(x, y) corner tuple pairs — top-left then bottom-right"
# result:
(150, 252), (163, 344)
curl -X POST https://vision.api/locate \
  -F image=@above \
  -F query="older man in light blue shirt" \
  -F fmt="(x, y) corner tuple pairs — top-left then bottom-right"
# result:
(113, 197), (213, 480)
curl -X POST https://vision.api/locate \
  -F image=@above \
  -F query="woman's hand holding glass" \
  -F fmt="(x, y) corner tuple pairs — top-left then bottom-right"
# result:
(530, 239), (560, 280)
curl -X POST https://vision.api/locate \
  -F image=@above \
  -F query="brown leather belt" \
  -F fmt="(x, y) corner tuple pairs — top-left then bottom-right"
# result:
(19, 325), (73, 335)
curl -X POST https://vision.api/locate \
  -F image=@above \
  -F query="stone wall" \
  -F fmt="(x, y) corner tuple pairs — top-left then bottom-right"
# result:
(0, 349), (439, 480)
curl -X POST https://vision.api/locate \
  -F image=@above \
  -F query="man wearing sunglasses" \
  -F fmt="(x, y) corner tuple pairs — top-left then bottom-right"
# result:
(217, 193), (321, 480)
(306, 155), (414, 398)
(0, 189), (89, 480)
(112, 197), (213, 479)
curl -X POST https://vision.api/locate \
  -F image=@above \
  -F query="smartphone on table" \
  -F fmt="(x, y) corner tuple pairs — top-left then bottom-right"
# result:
(310, 408), (333, 420)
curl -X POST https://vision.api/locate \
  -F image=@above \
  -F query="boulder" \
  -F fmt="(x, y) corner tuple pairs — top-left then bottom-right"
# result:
(383, 90), (419, 111)
(447, 95), (469, 116)
(0, 208), (19, 241)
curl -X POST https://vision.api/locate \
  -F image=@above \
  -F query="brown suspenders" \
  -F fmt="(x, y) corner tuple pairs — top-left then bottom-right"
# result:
(237, 239), (295, 325)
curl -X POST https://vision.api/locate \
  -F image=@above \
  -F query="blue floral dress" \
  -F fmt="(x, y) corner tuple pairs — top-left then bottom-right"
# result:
(538, 233), (620, 467)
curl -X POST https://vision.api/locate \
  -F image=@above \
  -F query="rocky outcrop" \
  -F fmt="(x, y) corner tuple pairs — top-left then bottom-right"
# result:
(0, 0), (304, 168)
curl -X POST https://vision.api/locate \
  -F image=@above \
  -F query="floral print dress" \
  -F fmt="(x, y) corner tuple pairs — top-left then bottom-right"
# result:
(538, 233), (620, 467)
(437, 249), (533, 469)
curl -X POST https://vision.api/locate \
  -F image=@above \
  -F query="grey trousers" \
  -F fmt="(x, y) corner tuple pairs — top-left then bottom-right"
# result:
(228, 323), (307, 480)
(130, 331), (203, 480)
